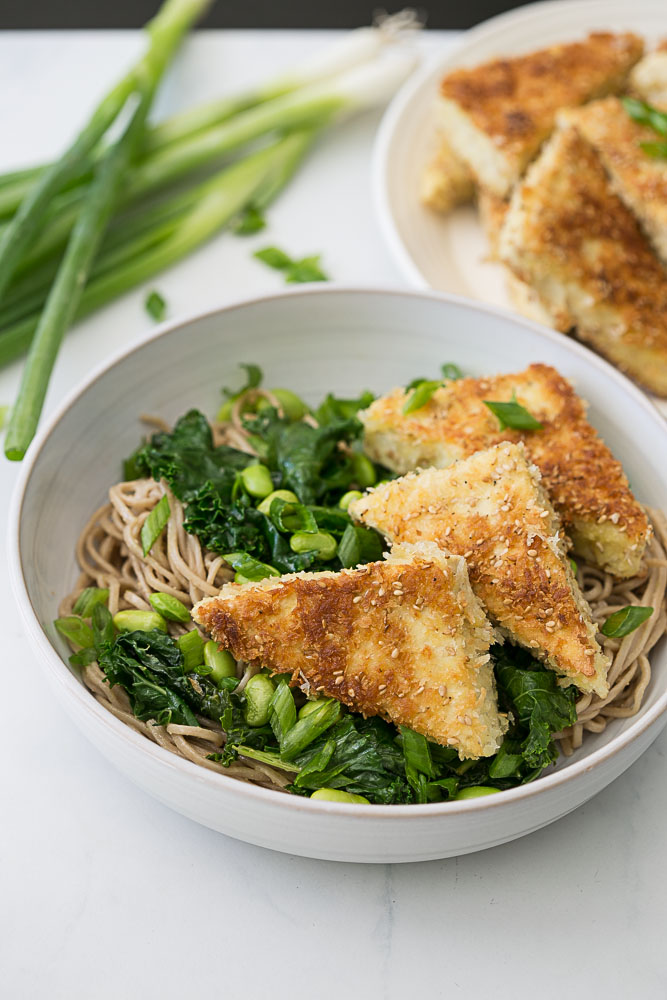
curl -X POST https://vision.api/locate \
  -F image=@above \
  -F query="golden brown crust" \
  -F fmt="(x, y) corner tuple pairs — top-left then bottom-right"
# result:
(193, 543), (507, 758)
(360, 364), (649, 577)
(562, 97), (667, 265)
(440, 32), (643, 169)
(351, 443), (609, 696)
(499, 126), (667, 398)
(420, 134), (475, 213)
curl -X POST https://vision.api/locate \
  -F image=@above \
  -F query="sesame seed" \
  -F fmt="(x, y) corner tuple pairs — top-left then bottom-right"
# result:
(438, 685), (447, 697)
(334, 676), (344, 684)
(391, 648), (399, 659)
(378, 684), (387, 692)
(447, 737), (458, 746)
(352, 595), (362, 604)
(348, 689), (355, 698)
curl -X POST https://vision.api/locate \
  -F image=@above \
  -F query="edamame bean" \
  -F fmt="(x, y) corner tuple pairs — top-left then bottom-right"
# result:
(454, 786), (500, 800)
(149, 592), (191, 623)
(243, 673), (276, 726)
(217, 399), (234, 422)
(204, 641), (237, 683)
(257, 489), (299, 514)
(177, 629), (205, 670)
(339, 490), (363, 511)
(310, 788), (370, 804)
(350, 453), (377, 488)
(270, 388), (309, 422)
(298, 698), (329, 719)
(290, 530), (337, 560)
(240, 463), (274, 499)
(113, 609), (167, 633)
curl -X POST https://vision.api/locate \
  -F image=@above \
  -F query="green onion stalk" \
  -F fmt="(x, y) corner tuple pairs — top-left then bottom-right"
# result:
(0, 22), (404, 221)
(0, 129), (316, 375)
(0, 0), (212, 302)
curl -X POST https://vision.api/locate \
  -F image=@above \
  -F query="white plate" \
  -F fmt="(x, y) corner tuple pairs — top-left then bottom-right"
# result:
(9, 286), (667, 862)
(373, 0), (667, 355)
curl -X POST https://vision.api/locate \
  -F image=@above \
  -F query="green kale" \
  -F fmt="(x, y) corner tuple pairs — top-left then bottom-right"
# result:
(98, 629), (234, 726)
(126, 409), (254, 498)
(494, 644), (578, 770)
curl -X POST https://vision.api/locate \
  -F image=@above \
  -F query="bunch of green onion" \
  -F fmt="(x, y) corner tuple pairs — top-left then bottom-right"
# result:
(0, 2), (419, 459)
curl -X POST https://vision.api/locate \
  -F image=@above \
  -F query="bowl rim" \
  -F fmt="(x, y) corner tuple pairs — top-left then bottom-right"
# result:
(9, 282), (667, 821)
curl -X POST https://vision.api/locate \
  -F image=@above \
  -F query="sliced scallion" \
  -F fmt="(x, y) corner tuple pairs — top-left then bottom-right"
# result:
(483, 394), (543, 431)
(141, 494), (170, 555)
(601, 605), (653, 638)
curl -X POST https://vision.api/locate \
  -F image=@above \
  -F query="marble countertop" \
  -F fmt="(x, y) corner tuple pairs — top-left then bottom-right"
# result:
(1, 29), (665, 1000)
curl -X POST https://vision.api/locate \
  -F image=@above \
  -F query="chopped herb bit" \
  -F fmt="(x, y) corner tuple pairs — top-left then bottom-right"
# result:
(222, 551), (280, 581)
(483, 393), (543, 431)
(73, 587), (109, 617)
(222, 363), (263, 402)
(285, 254), (328, 283)
(145, 290), (167, 322)
(403, 379), (442, 415)
(622, 96), (667, 137)
(140, 494), (170, 556)
(601, 605), (653, 638)
(254, 246), (293, 270)
(441, 362), (464, 381)
(233, 204), (266, 235)
(639, 140), (667, 159)
(254, 245), (329, 284)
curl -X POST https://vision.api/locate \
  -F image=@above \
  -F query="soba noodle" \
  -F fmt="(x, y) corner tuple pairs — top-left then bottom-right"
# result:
(59, 405), (667, 793)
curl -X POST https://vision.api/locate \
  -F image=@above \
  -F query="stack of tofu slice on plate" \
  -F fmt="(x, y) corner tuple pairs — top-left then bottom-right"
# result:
(422, 32), (667, 397)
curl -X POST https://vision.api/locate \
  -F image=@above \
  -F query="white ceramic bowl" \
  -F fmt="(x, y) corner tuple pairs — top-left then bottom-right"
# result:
(9, 286), (667, 863)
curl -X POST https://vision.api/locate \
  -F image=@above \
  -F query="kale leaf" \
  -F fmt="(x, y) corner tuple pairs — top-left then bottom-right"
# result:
(126, 410), (254, 499)
(98, 629), (234, 726)
(494, 644), (578, 770)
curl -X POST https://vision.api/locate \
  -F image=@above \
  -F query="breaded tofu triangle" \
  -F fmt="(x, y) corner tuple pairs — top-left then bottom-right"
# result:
(498, 126), (667, 398)
(350, 443), (610, 698)
(359, 363), (650, 578)
(193, 541), (507, 760)
(438, 31), (643, 197)
(561, 97), (667, 266)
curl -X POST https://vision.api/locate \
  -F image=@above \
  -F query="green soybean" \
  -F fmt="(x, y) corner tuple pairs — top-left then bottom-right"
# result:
(177, 629), (205, 671)
(290, 530), (337, 560)
(217, 399), (234, 422)
(454, 786), (500, 800)
(240, 463), (274, 498)
(310, 788), (370, 805)
(339, 489), (363, 511)
(350, 453), (377, 488)
(270, 388), (308, 421)
(257, 488), (299, 514)
(112, 609), (167, 633)
(244, 673), (276, 727)
(148, 592), (191, 623)
(204, 641), (236, 683)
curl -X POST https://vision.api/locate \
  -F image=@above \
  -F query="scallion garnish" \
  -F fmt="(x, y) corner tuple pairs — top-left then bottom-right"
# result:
(483, 393), (543, 431)
(622, 97), (667, 159)
(254, 245), (328, 283)
(441, 362), (463, 381)
(222, 551), (281, 581)
(601, 605), (653, 638)
(402, 379), (442, 415)
(233, 204), (267, 235)
(270, 679), (298, 744)
(145, 289), (167, 322)
(141, 494), (171, 555)
(72, 586), (109, 617)
(280, 698), (341, 760)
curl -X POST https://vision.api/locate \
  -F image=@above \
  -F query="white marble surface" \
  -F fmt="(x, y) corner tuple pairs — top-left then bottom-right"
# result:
(1, 28), (666, 1000)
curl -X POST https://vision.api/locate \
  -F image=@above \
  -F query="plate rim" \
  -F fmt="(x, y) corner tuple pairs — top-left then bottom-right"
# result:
(373, 0), (667, 296)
